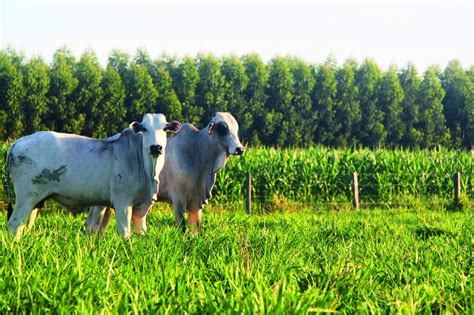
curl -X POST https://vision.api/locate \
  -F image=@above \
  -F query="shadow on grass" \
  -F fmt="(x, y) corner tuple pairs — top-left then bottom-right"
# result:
(414, 226), (452, 240)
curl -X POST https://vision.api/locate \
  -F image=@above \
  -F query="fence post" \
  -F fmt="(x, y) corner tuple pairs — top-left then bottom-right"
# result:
(245, 172), (252, 214)
(454, 172), (461, 204)
(352, 172), (359, 209)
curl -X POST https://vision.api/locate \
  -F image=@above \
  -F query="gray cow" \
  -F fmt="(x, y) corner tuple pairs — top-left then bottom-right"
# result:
(85, 112), (244, 234)
(6, 114), (181, 240)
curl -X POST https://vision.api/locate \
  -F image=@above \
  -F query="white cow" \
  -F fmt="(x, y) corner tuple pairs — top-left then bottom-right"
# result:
(5, 113), (181, 239)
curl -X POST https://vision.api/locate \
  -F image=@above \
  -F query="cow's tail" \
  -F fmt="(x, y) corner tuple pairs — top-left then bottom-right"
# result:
(4, 145), (14, 220)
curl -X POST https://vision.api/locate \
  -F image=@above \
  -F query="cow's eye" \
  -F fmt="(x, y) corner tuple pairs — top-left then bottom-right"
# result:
(215, 123), (229, 137)
(132, 122), (147, 133)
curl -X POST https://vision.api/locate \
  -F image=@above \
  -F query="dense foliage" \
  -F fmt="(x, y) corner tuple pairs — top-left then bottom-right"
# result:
(0, 207), (472, 312)
(0, 48), (472, 148)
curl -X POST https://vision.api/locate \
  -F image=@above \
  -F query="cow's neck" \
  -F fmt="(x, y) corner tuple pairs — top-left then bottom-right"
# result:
(131, 136), (157, 203)
(114, 129), (157, 205)
(198, 129), (228, 176)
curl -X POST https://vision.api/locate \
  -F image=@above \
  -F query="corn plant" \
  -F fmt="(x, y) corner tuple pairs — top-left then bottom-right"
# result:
(214, 147), (473, 204)
(1, 144), (472, 204)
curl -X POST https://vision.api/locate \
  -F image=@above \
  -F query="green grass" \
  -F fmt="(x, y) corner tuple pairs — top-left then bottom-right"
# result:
(0, 203), (472, 313)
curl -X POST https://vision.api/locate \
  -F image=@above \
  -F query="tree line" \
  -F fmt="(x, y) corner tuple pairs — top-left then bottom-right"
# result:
(0, 48), (472, 148)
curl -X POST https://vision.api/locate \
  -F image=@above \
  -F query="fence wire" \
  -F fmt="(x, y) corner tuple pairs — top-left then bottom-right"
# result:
(0, 176), (472, 214)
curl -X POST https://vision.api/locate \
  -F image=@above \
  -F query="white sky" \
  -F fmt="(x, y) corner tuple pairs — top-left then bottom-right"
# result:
(1, 0), (472, 71)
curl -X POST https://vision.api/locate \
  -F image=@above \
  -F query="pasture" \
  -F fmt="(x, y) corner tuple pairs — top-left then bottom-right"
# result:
(0, 204), (472, 313)
(1, 145), (473, 312)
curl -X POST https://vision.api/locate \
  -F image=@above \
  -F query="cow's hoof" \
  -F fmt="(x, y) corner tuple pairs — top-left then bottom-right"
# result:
(13, 225), (25, 242)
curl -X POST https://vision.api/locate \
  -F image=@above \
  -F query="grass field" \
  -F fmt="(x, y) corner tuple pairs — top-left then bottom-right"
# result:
(0, 203), (472, 313)
(1, 144), (472, 312)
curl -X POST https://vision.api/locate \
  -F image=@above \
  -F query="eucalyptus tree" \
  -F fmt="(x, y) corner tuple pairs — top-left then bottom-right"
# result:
(195, 53), (227, 126)
(46, 48), (78, 133)
(135, 50), (182, 121)
(377, 65), (404, 146)
(0, 50), (25, 139)
(168, 56), (200, 125)
(21, 56), (50, 134)
(264, 57), (294, 147)
(355, 59), (385, 147)
(221, 55), (250, 141)
(241, 54), (268, 146)
(417, 66), (450, 147)
(442, 60), (472, 147)
(124, 61), (158, 122)
(312, 58), (337, 146)
(94, 65), (126, 138)
(71, 50), (103, 135)
(398, 63), (422, 146)
(290, 57), (315, 146)
(334, 59), (360, 147)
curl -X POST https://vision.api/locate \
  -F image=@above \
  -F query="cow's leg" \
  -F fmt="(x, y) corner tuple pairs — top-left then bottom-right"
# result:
(173, 202), (186, 233)
(26, 200), (45, 231)
(98, 208), (113, 234)
(114, 204), (133, 239)
(188, 209), (202, 235)
(26, 208), (39, 231)
(8, 200), (36, 241)
(84, 206), (107, 234)
(132, 204), (152, 235)
(132, 213), (147, 235)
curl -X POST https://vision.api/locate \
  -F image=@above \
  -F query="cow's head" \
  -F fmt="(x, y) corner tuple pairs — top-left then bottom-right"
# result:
(130, 113), (181, 158)
(208, 112), (245, 156)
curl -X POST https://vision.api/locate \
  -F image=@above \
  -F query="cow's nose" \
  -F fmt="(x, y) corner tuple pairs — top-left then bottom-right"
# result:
(150, 145), (162, 156)
(234, 147), (245, 156)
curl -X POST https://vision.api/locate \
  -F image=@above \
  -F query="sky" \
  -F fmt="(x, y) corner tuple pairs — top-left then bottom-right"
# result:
(1, 0), (472, 71)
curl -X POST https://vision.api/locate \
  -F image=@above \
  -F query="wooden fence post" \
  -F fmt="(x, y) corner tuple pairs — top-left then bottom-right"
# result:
(454, 172), (461, 204)
(352, 172), (359, 209)
(245, 172), (252, 214)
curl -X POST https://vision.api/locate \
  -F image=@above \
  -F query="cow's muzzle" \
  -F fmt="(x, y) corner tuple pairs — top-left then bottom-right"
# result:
(150, 145), (163, 157)
(233, 147), (245, 156)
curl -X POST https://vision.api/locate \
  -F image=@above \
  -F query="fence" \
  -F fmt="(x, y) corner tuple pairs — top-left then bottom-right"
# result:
(0, 172), (471, 214)
(243, 171), (470, 214)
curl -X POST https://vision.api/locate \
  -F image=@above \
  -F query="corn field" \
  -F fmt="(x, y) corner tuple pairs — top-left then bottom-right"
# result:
(1, 143), (472, 206)
(213, 147), (473, 204)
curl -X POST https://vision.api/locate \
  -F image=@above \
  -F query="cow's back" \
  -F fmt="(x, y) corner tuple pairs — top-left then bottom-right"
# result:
(10, 131), (116, 208)
(12, 131), (102, 167)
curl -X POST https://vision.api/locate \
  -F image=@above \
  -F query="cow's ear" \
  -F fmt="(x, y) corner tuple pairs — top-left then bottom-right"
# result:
(208, 121), (215, 135)
(130, 121), (147, 133)
(164, 121), (182, 133)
